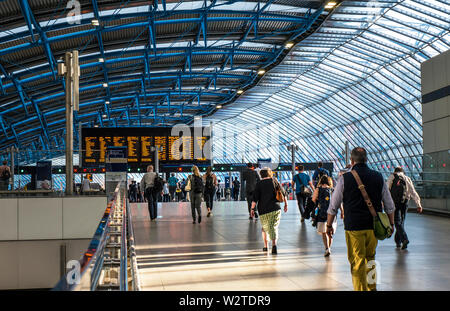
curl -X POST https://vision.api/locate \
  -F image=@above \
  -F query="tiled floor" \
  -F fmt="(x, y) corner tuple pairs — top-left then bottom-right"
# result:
(130, 200), (450, 291)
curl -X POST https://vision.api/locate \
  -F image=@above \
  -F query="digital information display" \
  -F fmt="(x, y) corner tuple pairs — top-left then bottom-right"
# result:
(81, 127), (211, 167)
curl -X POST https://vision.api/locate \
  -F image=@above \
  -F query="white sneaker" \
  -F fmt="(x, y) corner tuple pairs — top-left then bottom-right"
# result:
(324, 249), (331, 257)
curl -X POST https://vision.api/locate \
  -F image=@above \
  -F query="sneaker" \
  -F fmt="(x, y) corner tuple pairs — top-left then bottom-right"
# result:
(207, 211), (211, 217)
(192, 220), (196, 224)
(324, 249), (331, 257)
(249, 216), (253, 220)
(396, 244), (401, 249)
(401, 240), (409, 250)
(263, 247), (268, 252)
(198, 216), (202, 224)
(271, 245), (277, 255)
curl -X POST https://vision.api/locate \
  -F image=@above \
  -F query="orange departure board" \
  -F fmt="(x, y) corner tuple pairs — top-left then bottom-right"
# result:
(99, 136), (112, 162)
(141, 136), (153, 162)
(195, 136), (208, 161)
(182, 136), (193, 160)
(113, 136), (126, 147)
(84, 137), (98, 163)
(154, 136), (167, 161)
(127, 136), (139, 162)
(81, 127), (210, 167)
(168, 136), (182, 160)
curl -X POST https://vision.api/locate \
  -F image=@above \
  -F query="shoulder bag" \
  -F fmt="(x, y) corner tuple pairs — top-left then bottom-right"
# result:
(350, 170), (392, 240)
(272, 178), (285, 203)
(185, 175), (192, 191)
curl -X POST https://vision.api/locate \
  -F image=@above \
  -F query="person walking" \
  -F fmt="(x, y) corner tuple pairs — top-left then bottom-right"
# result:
(243, 163), (261, 220)
(141, 165), (158, 221)
(312, 161), (330, 187)
(163, 181), (170, 202)
(168, 173), (178, 201)
(187, 165), (204, 224)
(292, 165), (315, 223)
(326, 147), (395, 291)
(232, 177), (241, 201)
(312, 175), (343, 257)
(251, 167), (288, 254)
(180, 178), (187, 201)
(203, 167), (218, 217)
(0, 160), (11, 191)
(387, 167), (423, 249)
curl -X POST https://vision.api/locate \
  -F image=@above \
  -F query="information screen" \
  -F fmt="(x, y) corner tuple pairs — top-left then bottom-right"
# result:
(81, 127), (211, 167)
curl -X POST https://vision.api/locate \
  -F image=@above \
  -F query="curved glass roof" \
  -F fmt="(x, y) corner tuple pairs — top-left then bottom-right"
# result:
(209, 0), (450, 179)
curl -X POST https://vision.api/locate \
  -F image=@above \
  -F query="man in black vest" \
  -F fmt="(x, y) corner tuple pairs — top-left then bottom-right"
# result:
(326, 147), (395, 291)
(243, 163), (260, 220)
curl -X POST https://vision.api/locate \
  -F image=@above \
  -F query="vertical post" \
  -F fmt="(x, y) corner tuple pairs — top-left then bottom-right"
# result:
(65, 51), (74, 195)
(154, 146), (159, 173)
(60, 244), (67, 278)
(345, 141), (349, 167)
(10, 147), (15, 190)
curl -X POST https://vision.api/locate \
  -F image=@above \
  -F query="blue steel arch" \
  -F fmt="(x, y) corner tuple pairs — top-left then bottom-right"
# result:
(0, 0), (330, 154)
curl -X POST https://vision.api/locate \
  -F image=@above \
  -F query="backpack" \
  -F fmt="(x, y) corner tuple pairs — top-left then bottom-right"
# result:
(317, 187), (332, 221)
(1, 168), (10, 181)
(153, 175), (164, 193)
(192, 175), (204, 193)
(390, 174), (406, 204)
(205, 174), (214, 190)
(318, 168), (328, 179)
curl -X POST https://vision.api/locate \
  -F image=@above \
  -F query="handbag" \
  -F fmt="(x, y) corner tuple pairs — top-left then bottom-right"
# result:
(185, 176), (192, 192)
(350, 170), (393, 240)
(272, 178), (285, 202)
(295, 174), (312, 197)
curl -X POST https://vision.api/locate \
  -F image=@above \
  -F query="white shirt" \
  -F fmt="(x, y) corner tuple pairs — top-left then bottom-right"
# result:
(163, 183), (169, 194)
(82, 178), (90, 192)
(386, 172), (422, 208)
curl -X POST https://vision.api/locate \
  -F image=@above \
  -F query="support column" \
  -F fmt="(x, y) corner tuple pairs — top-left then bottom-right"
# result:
(65, 52), (74, 195)
(59, 50), (79, 195)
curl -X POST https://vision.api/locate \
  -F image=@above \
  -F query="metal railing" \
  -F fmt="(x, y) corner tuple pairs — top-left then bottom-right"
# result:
(52, 178), (140, 291)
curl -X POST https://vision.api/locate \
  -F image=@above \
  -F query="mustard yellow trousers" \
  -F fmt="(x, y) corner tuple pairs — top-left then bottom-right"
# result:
(345, 229), (378, 291)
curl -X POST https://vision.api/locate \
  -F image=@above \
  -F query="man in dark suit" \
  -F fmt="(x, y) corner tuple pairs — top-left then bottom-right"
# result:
(242, 163), (260, 220)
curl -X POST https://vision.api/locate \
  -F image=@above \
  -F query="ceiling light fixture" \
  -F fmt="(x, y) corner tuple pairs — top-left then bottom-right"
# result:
(103, 83), (108, 87)
(91, 19), (99, 26)
(257, 69), (265, 75)
(105, 101), (110, 104)
(98, 58), (104, 63)
(237, 89), (244, 94)
(216, 105), (222, 109)
(285, 42), (294, 49)
(325, 2), (337, 9)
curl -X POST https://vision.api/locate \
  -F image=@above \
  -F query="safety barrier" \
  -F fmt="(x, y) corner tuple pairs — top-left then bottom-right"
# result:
(52, 179), (140, 290)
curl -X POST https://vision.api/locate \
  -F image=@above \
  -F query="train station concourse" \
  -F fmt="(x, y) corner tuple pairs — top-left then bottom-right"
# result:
(0, 0), (449, 298)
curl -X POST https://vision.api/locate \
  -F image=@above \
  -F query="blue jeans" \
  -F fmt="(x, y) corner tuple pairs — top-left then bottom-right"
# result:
(394, 202), (408, 245)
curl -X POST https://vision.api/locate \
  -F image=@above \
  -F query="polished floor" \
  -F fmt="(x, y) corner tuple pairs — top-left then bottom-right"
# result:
(130, 200), (450, 291)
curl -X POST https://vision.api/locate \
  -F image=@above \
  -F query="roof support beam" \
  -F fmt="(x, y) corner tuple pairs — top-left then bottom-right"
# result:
(18, 0), (57, 80)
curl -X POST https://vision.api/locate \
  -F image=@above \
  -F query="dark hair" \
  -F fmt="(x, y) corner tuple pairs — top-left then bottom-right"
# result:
(318, 161), (323, 168)
(247, 162), (253, 168)
(351, 147), (367, 164)
(2, 160), (7, 165)
(318, 175), (329, 186)
(171, 173), (175, 176)
(298, 165), (304, 171)
(206, 166), (212, 175)
(260, 168), (270, 178)
(394, 167), (404, 173)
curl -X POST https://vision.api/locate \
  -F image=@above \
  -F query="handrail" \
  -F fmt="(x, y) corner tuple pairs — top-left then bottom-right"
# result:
(51, 178), (143, 291)
(52, 180), (122, 291)
(126, 197), (142, 291)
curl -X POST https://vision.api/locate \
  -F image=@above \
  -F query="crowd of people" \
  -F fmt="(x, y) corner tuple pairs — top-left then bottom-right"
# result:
(138, 147), (423, 291)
